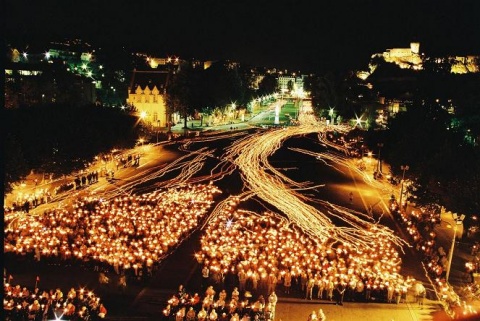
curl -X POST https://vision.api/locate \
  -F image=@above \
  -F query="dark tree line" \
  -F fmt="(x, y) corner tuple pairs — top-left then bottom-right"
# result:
(379, 96), (480, 218)
(4, 104), (140, 193)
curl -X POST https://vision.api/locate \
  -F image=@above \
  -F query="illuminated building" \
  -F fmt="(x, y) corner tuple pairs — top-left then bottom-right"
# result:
(277, 75), (306, 96)
(450, 56), (479, 73)
(357, 42), (479, 79)
(126, 69), (171, 127)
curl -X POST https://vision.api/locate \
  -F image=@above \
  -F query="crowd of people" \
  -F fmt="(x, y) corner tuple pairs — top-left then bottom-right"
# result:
(4, 169), (101, 217)
(3, 281), (107, 321)
(5, 173), (478, 319)
(162, 283), (279, 321)
(391, 200), (479, 318)
(4, 149), (145, 217)
(5, 187), (53, 215)
(195, 204), (418, 307)
(50, 170), (102, 198)
(4, 183), (222, 282)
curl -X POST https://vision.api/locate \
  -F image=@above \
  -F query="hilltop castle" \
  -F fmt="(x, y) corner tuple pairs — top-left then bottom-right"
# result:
(357, 42), (479, 79)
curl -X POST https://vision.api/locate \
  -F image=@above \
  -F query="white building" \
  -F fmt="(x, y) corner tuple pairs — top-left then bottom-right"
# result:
(126, 69), (171, 128)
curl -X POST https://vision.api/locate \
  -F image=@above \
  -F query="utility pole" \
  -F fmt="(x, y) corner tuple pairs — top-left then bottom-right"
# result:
(399, 165), (409, 210)
(376, 143), (384, 174)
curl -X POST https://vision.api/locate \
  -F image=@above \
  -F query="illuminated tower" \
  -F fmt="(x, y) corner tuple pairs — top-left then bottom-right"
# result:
(410, 42), (420, 55)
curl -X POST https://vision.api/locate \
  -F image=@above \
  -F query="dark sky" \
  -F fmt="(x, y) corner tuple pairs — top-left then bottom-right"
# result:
(4, 0), (480, 73)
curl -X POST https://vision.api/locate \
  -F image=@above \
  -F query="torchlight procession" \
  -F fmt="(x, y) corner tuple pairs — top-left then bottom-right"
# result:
(4, 110), (478, 320)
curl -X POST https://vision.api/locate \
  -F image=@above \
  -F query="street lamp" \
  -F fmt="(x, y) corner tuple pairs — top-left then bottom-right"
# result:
(446, 213), (466, 284)
(399, 165), (409, 210)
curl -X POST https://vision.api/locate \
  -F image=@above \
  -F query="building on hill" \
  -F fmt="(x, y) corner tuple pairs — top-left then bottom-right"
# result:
(357, 42), (479, 80)
(145, 56), (181, 70)
(380, 42), (423, 70)
(450, 56), (479, 74)
(4, 60), (96, 108)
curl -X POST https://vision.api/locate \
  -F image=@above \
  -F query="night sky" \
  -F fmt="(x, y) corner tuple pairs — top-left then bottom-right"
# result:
(4, 0), (480, 73)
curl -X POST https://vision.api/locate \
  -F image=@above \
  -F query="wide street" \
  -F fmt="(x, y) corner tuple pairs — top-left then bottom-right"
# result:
(4, 107), (469, 321)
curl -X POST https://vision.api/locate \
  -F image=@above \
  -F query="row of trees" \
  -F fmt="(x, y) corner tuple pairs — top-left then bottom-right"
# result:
(165, 61), (278, 129)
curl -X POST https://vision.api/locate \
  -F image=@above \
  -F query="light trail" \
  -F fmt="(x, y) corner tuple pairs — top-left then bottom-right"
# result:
(93, 147), (218, 200)
(222, 113), (407, 252)
(290, 147), (390, 193)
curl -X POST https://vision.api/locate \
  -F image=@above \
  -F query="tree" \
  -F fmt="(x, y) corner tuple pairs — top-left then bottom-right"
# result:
(4, 81), (20, 108)
(257, 73), (277, 97)
(422, 56), (453, 75)
(380, 98), (480, 216)
(287, 79), (294, 93)
(165, 62), (196, 131)
(204, 62), (243, 110)
(308, 72), (356, 120)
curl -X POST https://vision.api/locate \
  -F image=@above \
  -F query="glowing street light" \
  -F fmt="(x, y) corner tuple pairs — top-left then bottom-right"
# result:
(446, 213), (465, 284)
(355, 116), (363, 127)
